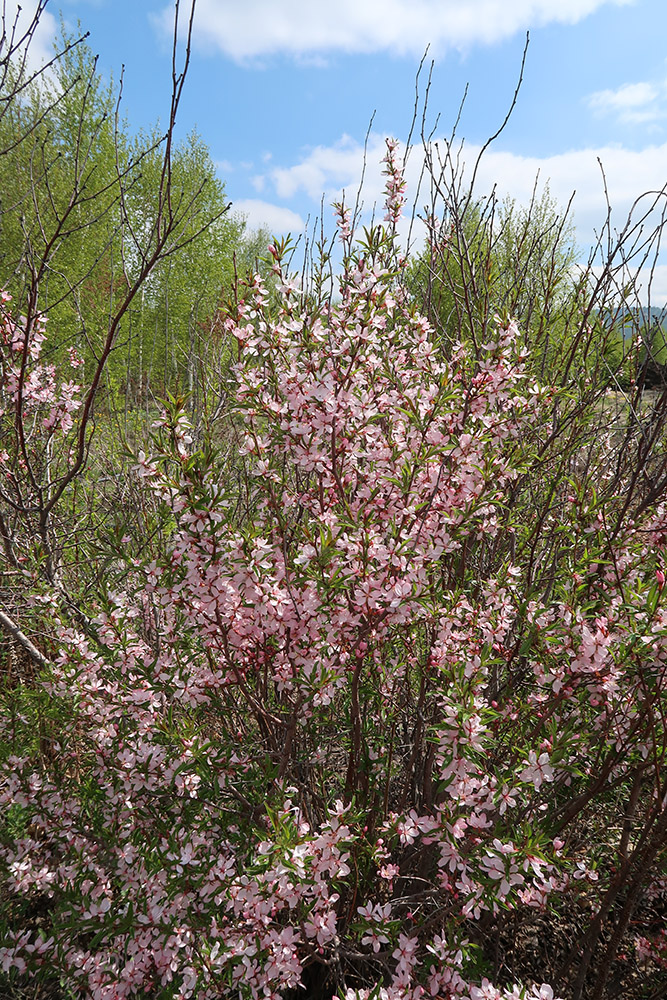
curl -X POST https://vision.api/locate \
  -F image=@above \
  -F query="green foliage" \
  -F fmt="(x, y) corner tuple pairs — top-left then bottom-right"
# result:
(406, 187), (630, 388)
(0, 27), (261, 413)
(639, 317), (667, 386)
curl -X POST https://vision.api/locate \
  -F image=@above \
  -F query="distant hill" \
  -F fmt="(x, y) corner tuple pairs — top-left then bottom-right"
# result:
(601, 307), (667, 387)
(611, 306), (666, 340)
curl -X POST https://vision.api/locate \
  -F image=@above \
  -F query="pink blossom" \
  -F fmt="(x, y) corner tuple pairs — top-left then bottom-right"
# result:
(519, 752), (555, 790)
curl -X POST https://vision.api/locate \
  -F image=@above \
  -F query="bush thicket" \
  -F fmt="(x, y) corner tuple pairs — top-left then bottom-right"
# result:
(0, 6), (666, 1000)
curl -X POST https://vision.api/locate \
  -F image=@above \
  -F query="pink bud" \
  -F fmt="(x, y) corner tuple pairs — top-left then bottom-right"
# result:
(657, 569), (665, 589)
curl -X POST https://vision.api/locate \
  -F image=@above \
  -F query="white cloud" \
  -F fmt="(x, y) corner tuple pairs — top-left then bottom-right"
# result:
(271, 134), (376, 200)
(587, 263), (667, 307)
(635, 264), (667, 306)
(587, 80), (666, 125)
(260, 132), (667, 302)
(267, 133), (666, 239)
(234, 198), (305, 234)
(154, 0), (634, 62)
(2, 1), (58, 72)
(465, 143), (667, 244)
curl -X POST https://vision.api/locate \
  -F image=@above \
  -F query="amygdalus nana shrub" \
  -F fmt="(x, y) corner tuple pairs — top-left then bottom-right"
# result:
(0, 141), (665, 1000)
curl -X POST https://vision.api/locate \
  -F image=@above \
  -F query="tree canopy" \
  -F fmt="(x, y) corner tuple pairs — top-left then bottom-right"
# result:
(0, 26), (265, 416)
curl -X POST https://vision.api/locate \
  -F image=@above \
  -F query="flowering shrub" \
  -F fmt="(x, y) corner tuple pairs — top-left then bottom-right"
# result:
(0, 290), (84, 601)
(0, 141), (665, 1000)
(0, 290), (82, 451)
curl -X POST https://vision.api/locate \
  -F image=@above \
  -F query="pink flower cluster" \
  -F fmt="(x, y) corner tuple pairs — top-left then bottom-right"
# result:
(0, 294), (81, 435)
(1, 142), (665, 1000)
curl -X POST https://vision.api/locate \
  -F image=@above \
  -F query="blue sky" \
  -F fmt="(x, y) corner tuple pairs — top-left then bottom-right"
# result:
(18, 0), (667, 302)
